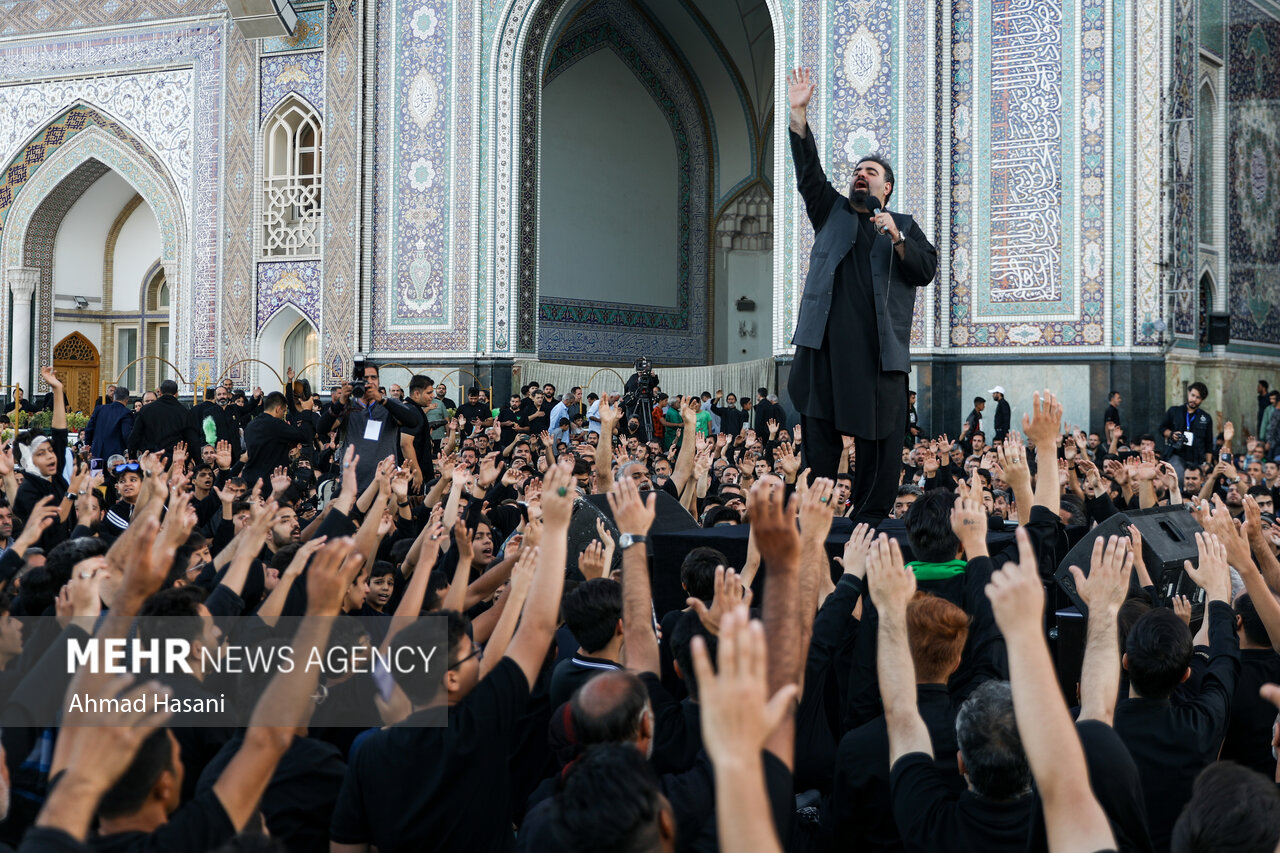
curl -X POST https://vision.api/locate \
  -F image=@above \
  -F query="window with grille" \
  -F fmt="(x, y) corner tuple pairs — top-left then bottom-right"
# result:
(262, 99), (323, 258)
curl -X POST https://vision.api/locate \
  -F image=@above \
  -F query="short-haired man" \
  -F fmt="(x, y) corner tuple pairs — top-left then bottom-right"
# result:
(84, 384), (134, 461)
(1160, 381), (1214, 479)
(242, 391), (306, 497)
(127, 378), (201, 459)
(549, 578), (625, 707)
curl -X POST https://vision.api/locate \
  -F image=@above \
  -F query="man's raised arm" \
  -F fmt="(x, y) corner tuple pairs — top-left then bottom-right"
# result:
(786, 67), (841, 230)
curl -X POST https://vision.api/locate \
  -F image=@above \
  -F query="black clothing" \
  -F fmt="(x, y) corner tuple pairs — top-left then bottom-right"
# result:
(318, 396), (423, 492)
(992, 397), (1011, 441)
(188, 400), (240, 461)
(456, 401), (491, 428)
(1113, 599), (1240, 853)
(711, 401), (747, 437)
(905, 402), (919, 448)
(964, 407), (983, 439)
(127, 395), (201, 459)
(497, 403), (530, 447)
(242, 414), (306, 495)
(1105, 403), (1122, 428)
(823, 684), (962, 852)
(197, 734), (345, 853)
(803, 411), (904, 527)
(890, 752), (1034, 853)
(1158, 405), (1213, 466)
(751, 397), (785, 432)
(548, 653), (620, 709)
(13, 426), (69, 551)
(91, 789), (236, 853)
(786, 126), (937, 450)
(330, 657), (530, 852)
(1220, 647), (1280, 777)
(518, 749), (792, 853)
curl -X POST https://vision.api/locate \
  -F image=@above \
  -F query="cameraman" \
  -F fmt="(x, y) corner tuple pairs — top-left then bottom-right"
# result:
(623, 357), (659, 443)
(1160, 380), (1214, 481)
(319, 361), (423, 491)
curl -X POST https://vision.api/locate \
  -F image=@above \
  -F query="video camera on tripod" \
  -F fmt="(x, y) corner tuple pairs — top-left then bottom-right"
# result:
(623, 356), (659, 442)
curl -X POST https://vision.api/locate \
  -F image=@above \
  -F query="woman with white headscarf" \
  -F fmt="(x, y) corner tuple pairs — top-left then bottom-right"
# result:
(12, 367), (72, 551)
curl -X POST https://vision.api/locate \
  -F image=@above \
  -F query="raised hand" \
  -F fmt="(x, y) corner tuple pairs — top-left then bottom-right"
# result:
(579, 540), (608, 581)
(787, 67), (816, 111)
(215, 439), (233, 470)
(865, 534), (915, 616)
(746, 476), (800, 567)
(40, 365), (63, 389)
(270, 465), (292, 496)
(478, 452), (505, 487)
(692, 606), (798, 767)
(985, 527), (1045, 637)
(1021, 390), (1063, 447)
(540, 457), (576, 529)
(1067, 535), (1133, 615)
(798, 477), (836, 541)
(304, 538), (360, 616)
(689, 565), (755, 636)
(606, 473), (656, 536)
(833, 522), (875, 579)
(1183, 531), (1231, 603)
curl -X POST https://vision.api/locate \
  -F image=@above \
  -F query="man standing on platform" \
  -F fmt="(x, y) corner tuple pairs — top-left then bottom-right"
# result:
(785, 67), (937, 526)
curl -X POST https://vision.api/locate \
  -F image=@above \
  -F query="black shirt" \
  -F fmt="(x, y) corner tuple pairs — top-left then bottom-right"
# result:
(890, 752), (1034, 853)
(1220, 647), (1280, 777)
(1158, 405), (1213, 464)
(498, 403), (531, 447)
(824, 684), (962, 852)
(1113, 599), (1240, 853)
(456, 401), (491, 429)
(1105, 403), (1122, 427)
(242, 414), (306, 495)
(91, 789), (235, 853)
(197, 734), (345, 853)
(330, 657), (530, 852)
(1026, 721), (1153, 853)
(548, 654), (620, 709)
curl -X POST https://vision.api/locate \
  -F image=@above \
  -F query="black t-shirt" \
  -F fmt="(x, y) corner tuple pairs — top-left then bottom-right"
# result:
(329, 657), (531, 852)
(890, 752), (1035, 853)
(91, 789), (235, 853)
(456, 402), (490, 429)
(498, 404), (530, 447)
(1025, 721), (1153, 853)
(1221, 648), (1280, 777)
(548, 655), (620, 709)
(517, 750), (791, 853)
(196, 734), (345, 853)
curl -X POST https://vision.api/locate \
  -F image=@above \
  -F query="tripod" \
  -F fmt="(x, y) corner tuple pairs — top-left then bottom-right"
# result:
(624, 394), (655, 444)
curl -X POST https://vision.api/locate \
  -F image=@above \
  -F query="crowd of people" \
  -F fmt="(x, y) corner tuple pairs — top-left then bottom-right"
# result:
(0, 361), (1276, 852)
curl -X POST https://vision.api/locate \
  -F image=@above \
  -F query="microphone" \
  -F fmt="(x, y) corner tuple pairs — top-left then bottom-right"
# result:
(863, 196), (888, 234)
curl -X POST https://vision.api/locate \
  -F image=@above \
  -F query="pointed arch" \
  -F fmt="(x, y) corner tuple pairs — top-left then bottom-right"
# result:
(1, 122), (187, 389)
(261, 95), (323, 259)
(484, 0), (790, 357)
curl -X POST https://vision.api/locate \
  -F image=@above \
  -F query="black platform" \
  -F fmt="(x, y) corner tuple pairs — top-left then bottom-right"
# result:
(647, 517), (1018, 618)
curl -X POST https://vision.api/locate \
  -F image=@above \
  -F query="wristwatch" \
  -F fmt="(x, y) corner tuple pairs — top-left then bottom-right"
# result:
(892, 233), (906, 246)
(618, 533), (648, 550)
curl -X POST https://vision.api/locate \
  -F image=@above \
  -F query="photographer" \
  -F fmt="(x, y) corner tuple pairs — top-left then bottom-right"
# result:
(318, 361), (423, 491)
(1160, 381), (1214, 481)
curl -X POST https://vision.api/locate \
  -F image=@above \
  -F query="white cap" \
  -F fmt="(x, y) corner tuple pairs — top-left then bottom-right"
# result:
(988, 386), (1006, 395)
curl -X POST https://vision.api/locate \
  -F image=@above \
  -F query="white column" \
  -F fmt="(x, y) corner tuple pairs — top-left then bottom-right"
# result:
(7, 267), (39, 394)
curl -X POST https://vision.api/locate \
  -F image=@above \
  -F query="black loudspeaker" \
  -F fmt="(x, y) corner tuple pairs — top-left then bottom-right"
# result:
(564, 498), (622, 582)
(583, 489), (699, 533)
(1054, 505), (1205, 615)
(1208, 312), (1231, 346)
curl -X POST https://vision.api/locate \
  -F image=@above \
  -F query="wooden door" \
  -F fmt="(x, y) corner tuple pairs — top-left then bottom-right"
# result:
(52, 332), (100, 415)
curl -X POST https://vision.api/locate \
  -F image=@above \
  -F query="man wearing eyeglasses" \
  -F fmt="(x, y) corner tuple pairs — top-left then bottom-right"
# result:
(84, 385), (134, 462)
